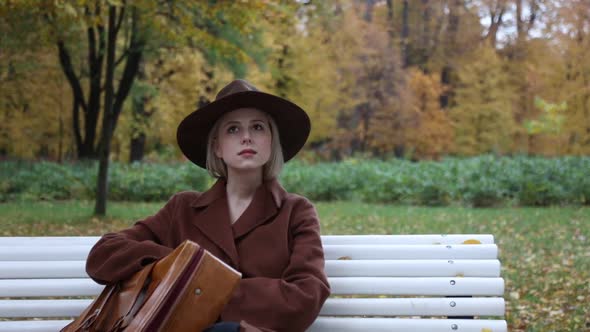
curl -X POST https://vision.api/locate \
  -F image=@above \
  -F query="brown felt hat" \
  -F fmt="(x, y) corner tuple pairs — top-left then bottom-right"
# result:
(177, 79), (311, 168)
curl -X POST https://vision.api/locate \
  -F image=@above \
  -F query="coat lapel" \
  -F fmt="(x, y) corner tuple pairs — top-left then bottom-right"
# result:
(189, 178), (288, 263)
(190, 180), (240, 267)
(232, 178), (286, 239)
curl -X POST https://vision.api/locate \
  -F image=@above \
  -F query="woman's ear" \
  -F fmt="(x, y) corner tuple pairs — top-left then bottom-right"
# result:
(213, 138), (222, 159)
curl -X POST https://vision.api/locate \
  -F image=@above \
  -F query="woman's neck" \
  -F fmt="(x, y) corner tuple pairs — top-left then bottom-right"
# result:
(225, 169), (263, 200)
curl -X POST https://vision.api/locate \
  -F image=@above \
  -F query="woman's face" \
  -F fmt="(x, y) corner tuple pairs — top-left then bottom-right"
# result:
(214, 108), (272, 175)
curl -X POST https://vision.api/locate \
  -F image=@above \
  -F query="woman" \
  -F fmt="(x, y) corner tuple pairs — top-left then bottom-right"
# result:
(86, 79), (331, 332)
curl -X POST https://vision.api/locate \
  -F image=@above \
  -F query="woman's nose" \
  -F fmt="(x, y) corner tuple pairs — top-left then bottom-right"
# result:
(241, 132), (252, 144)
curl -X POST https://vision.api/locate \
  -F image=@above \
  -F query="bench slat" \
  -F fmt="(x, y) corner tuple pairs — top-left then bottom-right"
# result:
(0, 235), (495, 246)
(0, 259), (500, 279)
(0, 247), (91, 261)
(0, 318), (509, 332)
(0, 297), (504, 318)
(0, 320), (72, 332)
(0, 299), (92, 318)
(0, 237), (99, 246)
(0, 244), (498, 261)
(0, 261), (87, 279)
(0, 277), (503, 297)
(308, 317), (507, 332)
(322, 234), (495, 245)
(325, 260), (500, 277)
(324, 244), (498, 260)
(0, 279), (103, 297)
(320, 297), (505, 316)
(329, 277), (504, 296)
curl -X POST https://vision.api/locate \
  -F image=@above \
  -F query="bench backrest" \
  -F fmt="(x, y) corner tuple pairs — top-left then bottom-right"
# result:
(0, 235), (506, 332)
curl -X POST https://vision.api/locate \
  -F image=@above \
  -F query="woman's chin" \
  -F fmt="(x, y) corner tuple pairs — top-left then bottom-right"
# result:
(227, 163), (265, 173)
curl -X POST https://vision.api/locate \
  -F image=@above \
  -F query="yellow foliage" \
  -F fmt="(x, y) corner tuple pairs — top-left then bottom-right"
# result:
(0, 50), (74, 160)
(559, 25), (590, 155)
(272, 31), (342, 145)
(3, 0), (590, 160)
(404, 69), (453, 160)
(450, 46), (517, 156)
(326, 2), (406, 157)
(112, 49), (234, 161)
(507, 39), (568, 156)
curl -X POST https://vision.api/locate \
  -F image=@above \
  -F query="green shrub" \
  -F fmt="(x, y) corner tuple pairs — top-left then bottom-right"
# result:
(411, 162), (456, 206)
(281, 161), (357, 201)
(354, 160), (415, 203)
(516, 157), (571, 206)
(108, 162), (208, 201)
(0, 161), (207, 202)
(1, 156), (588, 206)
(457, 156), (509, 207)
(560, 157), (590, 205)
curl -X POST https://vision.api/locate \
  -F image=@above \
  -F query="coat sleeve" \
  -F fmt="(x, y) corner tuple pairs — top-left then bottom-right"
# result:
(225, 198), (331, 332)
(85, 195), (178, 284)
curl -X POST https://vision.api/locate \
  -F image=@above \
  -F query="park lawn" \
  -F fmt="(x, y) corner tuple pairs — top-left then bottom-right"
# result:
(1, 200), (589, 331)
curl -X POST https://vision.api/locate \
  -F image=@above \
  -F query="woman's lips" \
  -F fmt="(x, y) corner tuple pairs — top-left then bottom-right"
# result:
(238, 149), (257, 155)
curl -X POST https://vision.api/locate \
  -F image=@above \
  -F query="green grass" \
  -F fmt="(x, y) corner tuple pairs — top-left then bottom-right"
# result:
(1, 200), (589, 331)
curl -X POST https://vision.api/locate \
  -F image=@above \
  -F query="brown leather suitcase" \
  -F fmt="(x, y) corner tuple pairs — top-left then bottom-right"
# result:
(62, 240), (241, 332)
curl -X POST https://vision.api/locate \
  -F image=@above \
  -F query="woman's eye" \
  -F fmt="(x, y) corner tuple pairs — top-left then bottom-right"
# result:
(253, 123), (265, 131)
(227, 126), (238, 134)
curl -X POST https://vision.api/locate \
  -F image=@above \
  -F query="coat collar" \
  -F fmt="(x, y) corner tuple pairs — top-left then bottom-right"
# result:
(232, 178), (283, 239)
(189, 177), (287, 266)
(190, 177), (287, 209)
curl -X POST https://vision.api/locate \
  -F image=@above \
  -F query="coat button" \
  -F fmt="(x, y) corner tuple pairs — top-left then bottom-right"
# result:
(194, 288), (202, 295)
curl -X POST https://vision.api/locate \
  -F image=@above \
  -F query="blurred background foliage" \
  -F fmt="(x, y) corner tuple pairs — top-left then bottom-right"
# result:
(2, 3), (588, 328)
(1, 0), (589, 163)
(2, 156), (589, 206)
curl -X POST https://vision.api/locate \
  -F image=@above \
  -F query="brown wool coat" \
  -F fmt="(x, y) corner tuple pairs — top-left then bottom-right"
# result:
(86, 178), (331, 332)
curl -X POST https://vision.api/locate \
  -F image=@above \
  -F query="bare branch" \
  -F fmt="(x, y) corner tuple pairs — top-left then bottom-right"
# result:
(57, 41), (87, 113)
(113, 0), (126, 35)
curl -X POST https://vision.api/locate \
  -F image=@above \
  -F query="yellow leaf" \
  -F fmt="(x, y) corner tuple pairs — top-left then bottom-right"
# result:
(462, 239), (482, 244)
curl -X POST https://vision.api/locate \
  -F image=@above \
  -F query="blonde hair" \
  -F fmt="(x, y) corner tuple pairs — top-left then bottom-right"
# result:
(206, 111), (284, 180)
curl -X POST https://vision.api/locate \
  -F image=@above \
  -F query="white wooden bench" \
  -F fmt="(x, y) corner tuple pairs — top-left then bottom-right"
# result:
(0, 235), (506, 332)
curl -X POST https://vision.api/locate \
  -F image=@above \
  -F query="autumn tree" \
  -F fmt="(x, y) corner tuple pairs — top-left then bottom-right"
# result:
(3, 0), (590, 164)
(320, 0), (404, 158)
(403, 69), (453, 159)
(1, 0), (274, 215)
(125, 2), (273, 162)
(0, 4), (75, 160)
(259, 1), (344, 148)
(450, 45), (517, 155)
(0, 51), (73, 160)
(552, 0), (590, 155)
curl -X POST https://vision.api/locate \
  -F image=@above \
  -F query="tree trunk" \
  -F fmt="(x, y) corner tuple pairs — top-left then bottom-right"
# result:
(58, 105), (64, 163)
(95, 6), (144, 215)
(485, 2), (505, 47)
(57, 40), (97, 159)
(440, 0), (461, 108)
(95, 5), (118, 216)
(129, 63), (148, 163)
(275, 44), (292, 98)
(130, 133), (146, 162)
(386, 0), (394, 41)
(364, 0), (377, 22)
(420, 0), (431, 67)
(516, 0), (524, 40)
(401, 0), (410, 67)
(56, 3), (106, 160)
(84, 5), (105, 160)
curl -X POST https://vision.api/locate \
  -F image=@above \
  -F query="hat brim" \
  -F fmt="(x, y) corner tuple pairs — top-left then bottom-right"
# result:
(177, 90), (311, 168)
